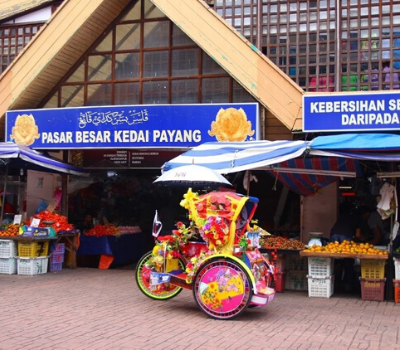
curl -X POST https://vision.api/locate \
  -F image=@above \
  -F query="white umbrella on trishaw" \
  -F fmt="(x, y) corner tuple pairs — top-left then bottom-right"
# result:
(153, 164), (232, 187)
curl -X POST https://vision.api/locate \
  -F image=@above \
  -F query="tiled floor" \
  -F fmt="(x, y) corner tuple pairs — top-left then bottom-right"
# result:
(0, 266), (399, 350)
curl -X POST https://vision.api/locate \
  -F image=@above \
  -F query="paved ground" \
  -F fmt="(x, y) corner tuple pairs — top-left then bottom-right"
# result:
(0, 266), (399, 350)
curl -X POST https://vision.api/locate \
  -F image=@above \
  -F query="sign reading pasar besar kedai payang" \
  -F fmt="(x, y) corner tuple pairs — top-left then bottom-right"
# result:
(5, 103), (259, 149)
(303, 92), (400, 132)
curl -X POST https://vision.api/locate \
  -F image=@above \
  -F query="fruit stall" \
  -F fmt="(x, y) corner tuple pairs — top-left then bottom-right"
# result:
(300, 241), (389, 300)
(0, 209), (79, 275)
(77, 224), (143, 269)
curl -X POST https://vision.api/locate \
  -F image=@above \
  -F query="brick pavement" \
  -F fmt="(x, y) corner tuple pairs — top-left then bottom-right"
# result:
(0, 267), (399, 350)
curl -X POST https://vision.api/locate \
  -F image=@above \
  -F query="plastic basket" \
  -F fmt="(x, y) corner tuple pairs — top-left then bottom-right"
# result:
(50, 253), (64, 263)
(307, 275), (334, 298)
(51, 243), (65, 254)
(274, 272), (285, 292)
(361, 260), (385, 279)
(393, 279), (400, 303)
(273, 255), (285, 273)
(308, 257), (334, 277)
(18, 241), (49, 258)
(17, 257), (48, 275)
(394, 258), (400, 280)
(0, 257), (17, 274)
(285, 270), (308, 291)
(286, 255), (308, 272)
(0, 239), (17, 258)
(359, 278), (385, 301)
(49, 262), (63, 272)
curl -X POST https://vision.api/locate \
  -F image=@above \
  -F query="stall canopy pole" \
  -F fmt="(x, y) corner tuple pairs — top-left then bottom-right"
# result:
(1, 164), (9, 222)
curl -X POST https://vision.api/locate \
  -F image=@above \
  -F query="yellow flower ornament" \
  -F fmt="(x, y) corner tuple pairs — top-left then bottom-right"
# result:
(180, 188), (198, 209)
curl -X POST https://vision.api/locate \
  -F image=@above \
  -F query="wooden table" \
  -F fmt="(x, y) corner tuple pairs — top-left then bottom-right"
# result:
(299, 251), (388, 260)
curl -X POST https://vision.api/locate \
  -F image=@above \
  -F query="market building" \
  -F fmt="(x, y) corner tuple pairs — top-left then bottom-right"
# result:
(0, 0), (399, 299)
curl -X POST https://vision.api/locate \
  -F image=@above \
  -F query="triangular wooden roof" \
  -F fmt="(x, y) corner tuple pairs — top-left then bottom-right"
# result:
(0, 0), (54, 22)
(0, 0), (304, 140)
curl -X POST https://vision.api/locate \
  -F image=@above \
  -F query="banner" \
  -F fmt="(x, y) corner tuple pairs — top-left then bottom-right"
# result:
(303, 92), (400, 132)
(6, 103), (259, 149)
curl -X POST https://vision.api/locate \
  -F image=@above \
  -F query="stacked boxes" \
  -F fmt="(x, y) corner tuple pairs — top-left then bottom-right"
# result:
(0, 239), (17, 274)
(49, 243), (65, 272)
(285, 255), (308, 291)
(394, 259), (400, 303)
(307, 257), (334, 298)
(359, 259), (386, 301)
(17, 240), (49, 275)
(273, 254), (285, 292)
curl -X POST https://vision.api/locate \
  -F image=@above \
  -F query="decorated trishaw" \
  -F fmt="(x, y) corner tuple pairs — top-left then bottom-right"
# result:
(135, 188), (276, 320)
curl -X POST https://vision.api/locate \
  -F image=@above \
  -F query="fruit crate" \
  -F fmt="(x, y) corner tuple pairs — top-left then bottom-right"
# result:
(285, 270), (308, 291)
(360, 259), (385, 279)
(0, 239), (17, 258)
(273, 272), (285, 292)
(286, 255), (308, 272)
(359, 278), (385, 301)
(18, 240), (49, 258)
(17, 256), (49, 275)
(50, 252), (64, 263)
(394, 258), (400, 280)
(308, 257), (334, 277)
(393, 279), (400, 303)
(49, 262), (62, 272)
(50, 243), (65, 254)
(0, 257), (17, 274)
(307, 275), (334, 298)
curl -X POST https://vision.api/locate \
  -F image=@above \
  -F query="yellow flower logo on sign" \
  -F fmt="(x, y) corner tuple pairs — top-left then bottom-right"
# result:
(10, 114), (40, 146)
(208, 107), (255, 142)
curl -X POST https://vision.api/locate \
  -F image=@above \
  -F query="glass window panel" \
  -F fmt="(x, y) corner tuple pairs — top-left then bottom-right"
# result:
(143, 21), (169, 48)
(43, 93), (58, 108)
(121, 0), (141, 21)
(114, 82), (140, 105)
(88, 55), (112, 81)
(116, 24), (140, 51)
(360, 18), (369, 27)
(143, 80), (168, 104)
(172, 49), (199, 76)
(87, 84), (112, 106)
(115, 53), (140, 79)
(61, 85), (84, 107)
(202, 53), (225, 74)
(94, 32), (112, 53)
(144, 0), (166, 19)
(143, 51), (169, 77)
(171, 79), (198, 103)
(172, 24), (195, 46)
(232, 80), (256, 103)
(67, 62), (85, 83)
(201, 77), (229, 103)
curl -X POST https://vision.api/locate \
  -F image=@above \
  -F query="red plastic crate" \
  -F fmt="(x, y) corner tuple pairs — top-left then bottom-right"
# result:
(274, 272), (285, 292)
(393, 279), (400, 303)
(359, 278), (385, 301)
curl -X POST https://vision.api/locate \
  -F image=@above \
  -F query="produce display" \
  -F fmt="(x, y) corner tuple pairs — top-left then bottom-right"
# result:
(261, 236), (306, 250)
(85, 224), (120, 237)
(26, 210), (74, 233)
(0, 223), (20, 237)
(303, 240), (388, 255)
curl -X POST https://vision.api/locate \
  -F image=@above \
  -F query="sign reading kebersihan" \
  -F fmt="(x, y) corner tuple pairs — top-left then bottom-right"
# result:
(303, 92), (400, 132)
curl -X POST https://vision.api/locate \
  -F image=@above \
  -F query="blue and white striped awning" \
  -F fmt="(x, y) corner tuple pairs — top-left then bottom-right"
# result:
(161, 133), (400, 195)
(0, 143), (89, 176)
(162, 140), (309, 174)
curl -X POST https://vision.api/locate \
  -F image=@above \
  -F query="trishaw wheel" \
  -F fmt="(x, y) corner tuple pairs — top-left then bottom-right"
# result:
(135, 251), (183, 300)
(193, 258), (253, 320)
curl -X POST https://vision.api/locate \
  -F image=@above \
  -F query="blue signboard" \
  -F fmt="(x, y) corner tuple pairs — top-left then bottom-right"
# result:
(5, 103), (259, 149)
(303, 92), (400, 132)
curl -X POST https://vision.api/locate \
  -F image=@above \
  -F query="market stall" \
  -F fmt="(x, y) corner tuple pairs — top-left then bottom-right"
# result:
(77, 226), (143, 268)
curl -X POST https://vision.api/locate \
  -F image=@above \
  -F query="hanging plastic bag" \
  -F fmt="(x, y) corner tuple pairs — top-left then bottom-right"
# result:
(35, 200), (48, 214)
